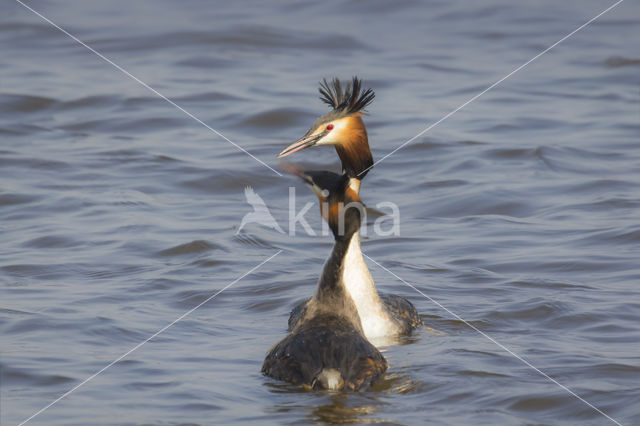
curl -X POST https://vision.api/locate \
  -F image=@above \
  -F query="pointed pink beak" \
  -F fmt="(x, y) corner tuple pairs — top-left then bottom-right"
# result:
(277, 130), (328, 158)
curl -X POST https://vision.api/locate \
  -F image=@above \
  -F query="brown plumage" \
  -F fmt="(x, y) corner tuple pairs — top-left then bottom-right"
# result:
(262, 315), (387, 391)
(262, 169), (387, 391)
(333, 116), (372, 179)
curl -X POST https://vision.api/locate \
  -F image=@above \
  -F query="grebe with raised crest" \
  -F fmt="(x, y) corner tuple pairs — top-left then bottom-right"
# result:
(278, 77), (421, 342)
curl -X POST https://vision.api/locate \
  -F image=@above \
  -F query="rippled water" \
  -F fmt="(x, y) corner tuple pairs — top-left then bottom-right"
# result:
(2, 0), (639, 424)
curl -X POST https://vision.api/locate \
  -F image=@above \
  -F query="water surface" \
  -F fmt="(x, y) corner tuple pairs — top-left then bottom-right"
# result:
(1, 0), (639, 424)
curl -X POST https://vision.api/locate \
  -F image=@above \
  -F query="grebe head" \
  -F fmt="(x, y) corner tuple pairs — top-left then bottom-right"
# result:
(284, 164), (363, 240)
(277, 77), (375, 180)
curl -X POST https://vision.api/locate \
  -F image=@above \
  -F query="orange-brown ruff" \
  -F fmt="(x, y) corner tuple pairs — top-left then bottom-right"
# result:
(333, 115), (372, 181)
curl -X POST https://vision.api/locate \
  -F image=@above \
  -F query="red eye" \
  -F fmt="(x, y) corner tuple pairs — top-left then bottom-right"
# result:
(326, 124), (334, 131)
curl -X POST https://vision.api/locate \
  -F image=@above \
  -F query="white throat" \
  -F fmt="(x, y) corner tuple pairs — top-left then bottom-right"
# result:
(348, 178), (361, 193)
(341, 232), (401, 340)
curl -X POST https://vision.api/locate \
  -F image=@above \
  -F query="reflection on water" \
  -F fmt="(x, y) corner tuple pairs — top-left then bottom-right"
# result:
(2, 0), (639, 424)
(308, 394), (384, 424)
(266, 372), (420, 424)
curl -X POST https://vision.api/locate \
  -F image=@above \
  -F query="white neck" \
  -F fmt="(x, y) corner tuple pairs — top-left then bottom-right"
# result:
(341, 232), (401, 340)
(348, 178), (361, 194)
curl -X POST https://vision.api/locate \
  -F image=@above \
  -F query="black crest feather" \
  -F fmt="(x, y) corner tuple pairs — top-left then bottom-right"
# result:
(318, 77), (375, 115)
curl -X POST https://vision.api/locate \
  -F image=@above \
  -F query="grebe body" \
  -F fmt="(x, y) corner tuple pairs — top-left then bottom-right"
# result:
(262, 170), (387, 390)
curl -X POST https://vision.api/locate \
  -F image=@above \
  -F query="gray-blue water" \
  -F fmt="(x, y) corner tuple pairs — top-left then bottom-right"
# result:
(2, 0), (639, 424)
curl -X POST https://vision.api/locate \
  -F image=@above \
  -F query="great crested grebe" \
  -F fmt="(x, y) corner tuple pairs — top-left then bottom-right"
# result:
(279, 77), (421, 341)
(262, 169), (387, 390)
(278, 76), (374, 192)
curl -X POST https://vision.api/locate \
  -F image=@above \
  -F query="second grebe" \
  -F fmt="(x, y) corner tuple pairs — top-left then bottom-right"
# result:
(279, 77), (422, 341)
(262, 169), (387, 390)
